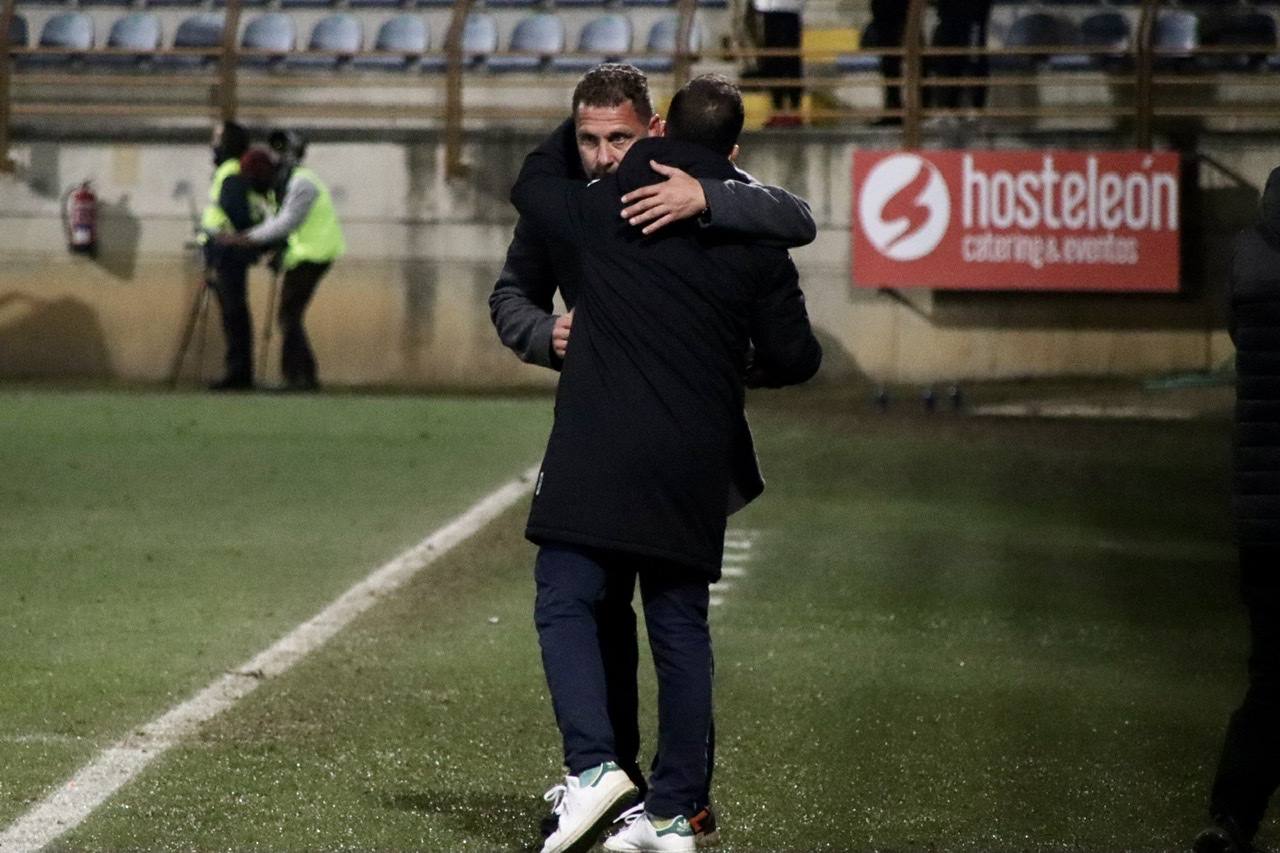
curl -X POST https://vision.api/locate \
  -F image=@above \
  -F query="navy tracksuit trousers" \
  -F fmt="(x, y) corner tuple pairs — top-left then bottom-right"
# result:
(534, 543), (714, 820)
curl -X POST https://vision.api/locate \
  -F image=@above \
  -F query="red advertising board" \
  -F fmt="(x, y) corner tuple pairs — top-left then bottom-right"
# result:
(851, 150), (1181, 292)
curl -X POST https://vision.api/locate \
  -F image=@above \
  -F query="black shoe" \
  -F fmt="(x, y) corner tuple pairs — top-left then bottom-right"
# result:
(688, 805), (720, 848)
(1194, 816), (1262, 853)
(279, 378), (320, 393)
(208, 376), (253, 391)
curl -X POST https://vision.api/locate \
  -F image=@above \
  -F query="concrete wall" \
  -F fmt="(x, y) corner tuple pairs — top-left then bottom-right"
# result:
(0, 126), (1265, 388)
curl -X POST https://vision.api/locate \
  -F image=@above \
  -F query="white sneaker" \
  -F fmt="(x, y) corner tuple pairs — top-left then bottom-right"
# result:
(604, 804), (696, 853)
(540, 762), (639, 853)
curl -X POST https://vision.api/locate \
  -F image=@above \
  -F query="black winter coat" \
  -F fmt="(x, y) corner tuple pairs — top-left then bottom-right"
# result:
(510, 124), (822, 577)
(1230, 166), (1280, 548)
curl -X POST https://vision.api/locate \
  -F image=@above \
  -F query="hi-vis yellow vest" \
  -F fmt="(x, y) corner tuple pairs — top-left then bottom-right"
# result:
(199, 159), (241, 235)
(284, 167), (345, 270)
(200, 160), (272, 241)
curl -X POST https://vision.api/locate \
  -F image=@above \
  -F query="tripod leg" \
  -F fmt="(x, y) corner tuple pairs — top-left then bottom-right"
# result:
(257, 267), (282, 385)
(194, 284), (211, 385)
(169, 274), (211, 389)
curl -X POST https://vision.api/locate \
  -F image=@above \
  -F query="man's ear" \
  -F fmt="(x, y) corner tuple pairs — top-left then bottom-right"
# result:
(728, 144), (740, 163)
(650, 114), (665, 137)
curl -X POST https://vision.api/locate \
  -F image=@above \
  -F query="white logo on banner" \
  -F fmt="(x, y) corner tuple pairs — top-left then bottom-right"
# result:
(859, 154), (951, 261)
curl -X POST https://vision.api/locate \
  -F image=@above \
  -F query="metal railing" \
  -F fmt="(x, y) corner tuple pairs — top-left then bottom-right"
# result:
(2, 0), (1280, 175)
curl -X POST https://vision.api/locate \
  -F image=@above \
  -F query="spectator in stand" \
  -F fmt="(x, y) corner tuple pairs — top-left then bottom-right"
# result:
(929, 0), (993, 114)
(749, 0), (804, 126)
(868, 0), (908, 125)
(1193, 166), (1280, 853)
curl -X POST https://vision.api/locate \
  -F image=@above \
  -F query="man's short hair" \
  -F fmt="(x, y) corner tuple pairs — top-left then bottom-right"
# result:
(664, 74), (744, 158)
(220, 121), (250, 160)
(572, 63), (653, 121)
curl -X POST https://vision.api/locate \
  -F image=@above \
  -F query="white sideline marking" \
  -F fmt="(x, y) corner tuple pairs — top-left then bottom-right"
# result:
(971, 402), (1194, 421)
(0, 465), (540, 853)
(710, 529), (757, 607)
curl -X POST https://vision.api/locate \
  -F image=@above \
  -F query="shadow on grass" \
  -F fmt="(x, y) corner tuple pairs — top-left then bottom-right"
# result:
(379, 788), (545, 852)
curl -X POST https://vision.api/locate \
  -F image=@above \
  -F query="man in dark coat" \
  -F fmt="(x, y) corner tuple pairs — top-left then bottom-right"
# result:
(1194, 166), (1280, 853)
(868, 0), (909, 122)
(510, 74), (821, 853)
(929, 0), (993, 111)
(489, 63), (817, 846)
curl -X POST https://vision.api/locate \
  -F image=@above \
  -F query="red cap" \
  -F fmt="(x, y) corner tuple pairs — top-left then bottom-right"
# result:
(239, 146), (277, 185)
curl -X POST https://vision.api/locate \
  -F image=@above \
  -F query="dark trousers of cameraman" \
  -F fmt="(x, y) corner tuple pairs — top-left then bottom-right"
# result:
(206, 244), (255, 387)
(278, 261), (330, 390)
(1207, 546), (1280, 844)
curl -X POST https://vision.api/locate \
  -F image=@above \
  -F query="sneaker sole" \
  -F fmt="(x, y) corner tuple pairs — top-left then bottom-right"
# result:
(543, 778), (638, 853)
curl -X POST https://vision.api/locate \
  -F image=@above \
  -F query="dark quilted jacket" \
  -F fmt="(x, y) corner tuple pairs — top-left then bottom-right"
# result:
(1229, 166), (1280, 547)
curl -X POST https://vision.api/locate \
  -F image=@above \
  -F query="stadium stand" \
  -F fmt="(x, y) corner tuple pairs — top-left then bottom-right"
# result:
(153, 11), (221, 68)
(992, 11), (1075, 70)
(86, 11), (162, 68)
(1046, 10), (1130, 71)
(21, 11), (93, 67)
(420, 12), (495, 71)
(487, 13), (565, 72)
(551, 13), (632, 73)
(1153, 8), (1198, 68)
(629, 14), (702, 72)
(240, 12), (296, 68)
(351, 15), (428, 71)
(1200, 12), (1276, 70)
(7, 14), (28, 50)
(287, 14), (363, 69)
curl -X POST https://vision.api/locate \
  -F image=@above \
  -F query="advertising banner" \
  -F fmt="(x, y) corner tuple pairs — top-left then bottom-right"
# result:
(851, 150), (1181, 292)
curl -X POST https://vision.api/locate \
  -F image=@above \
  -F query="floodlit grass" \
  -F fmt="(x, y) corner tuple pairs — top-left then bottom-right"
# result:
(0, 390), (553, 831)
(2, 387), (1258, 851)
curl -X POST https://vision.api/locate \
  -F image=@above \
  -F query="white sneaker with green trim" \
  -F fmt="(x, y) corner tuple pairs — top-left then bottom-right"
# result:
(540, 762), (639, 853)
(604, 804), (696, 852)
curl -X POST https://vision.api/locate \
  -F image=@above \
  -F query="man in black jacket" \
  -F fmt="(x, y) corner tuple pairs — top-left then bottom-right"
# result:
(1194, 167), (1280, 853)
(511, 75), (821, 853)
(491, 63), (816, 847)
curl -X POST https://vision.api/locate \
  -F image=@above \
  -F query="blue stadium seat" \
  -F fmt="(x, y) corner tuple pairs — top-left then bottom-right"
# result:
(348, 0), (402, 9)
(991, 11), (1075, 71)
(212, 0), (272, 8)
(149, 0), (213, 9)
(353, 14), (426, 70)
(486, 0), (540, 8)
(155, 12), (222, 68)
(288, 13), (362, 68)
(487, 13), (563, 72)
(552, 14), (630, 72)
(421, 12), (495, 71)
(621, 0), (674, 10)
(240, 12), (296, 67)
(412, 0), (455, 8)
(556, 0), (609, 9)
(1047, 10), (1130, 71)
(279, 0), (332, 9)
(87, 12), (162, 67)
(22, 12), (93, 67)
(1153, 9), (1198, 69)
(1200, 12), (1276, 71)
(7, 14), (28, 50)
(629, 15), (702, 72)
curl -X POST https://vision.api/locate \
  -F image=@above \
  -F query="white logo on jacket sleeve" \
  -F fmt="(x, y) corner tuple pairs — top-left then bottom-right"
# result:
(858, 154), (951, 262)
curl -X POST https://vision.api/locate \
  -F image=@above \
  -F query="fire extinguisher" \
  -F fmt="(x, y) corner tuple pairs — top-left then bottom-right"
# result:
(63, 181), (97, 257)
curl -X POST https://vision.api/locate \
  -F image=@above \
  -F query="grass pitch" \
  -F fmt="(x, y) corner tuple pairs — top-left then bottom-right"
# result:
(0, 385), (1257, 851)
